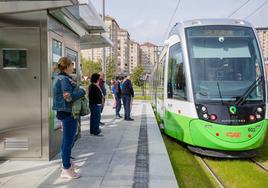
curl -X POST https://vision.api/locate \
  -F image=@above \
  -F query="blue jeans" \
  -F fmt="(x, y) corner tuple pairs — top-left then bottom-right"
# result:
(61, 116), (77, 169)
(89, 104), (101, 135)
(122, 95), (131, 119)
(115, 95), (121, 116)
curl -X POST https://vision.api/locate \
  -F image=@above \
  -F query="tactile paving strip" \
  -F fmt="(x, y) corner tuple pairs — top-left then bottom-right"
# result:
(133, 105), (149, 188)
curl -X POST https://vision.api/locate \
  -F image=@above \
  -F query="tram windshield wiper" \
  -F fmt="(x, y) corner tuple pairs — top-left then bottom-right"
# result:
(235, 76), (264, 106)
(197, 91), (208, 96)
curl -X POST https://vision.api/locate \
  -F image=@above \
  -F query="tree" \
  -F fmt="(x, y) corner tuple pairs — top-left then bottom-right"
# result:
(81, 55), (102, 83)
(106, 56), (116, 86)
(132, 65), (144, 87)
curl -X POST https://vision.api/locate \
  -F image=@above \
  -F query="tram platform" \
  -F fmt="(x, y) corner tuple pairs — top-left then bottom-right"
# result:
(0, 100), (178, 188)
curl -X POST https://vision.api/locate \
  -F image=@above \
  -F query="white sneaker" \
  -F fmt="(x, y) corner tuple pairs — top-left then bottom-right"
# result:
(60, 168), (81, 179)
(71, 161), (79, 170)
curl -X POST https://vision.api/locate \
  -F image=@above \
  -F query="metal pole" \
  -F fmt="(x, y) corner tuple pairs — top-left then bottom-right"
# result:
(102, 0), (106, 75)
(144, 78), (146, 100)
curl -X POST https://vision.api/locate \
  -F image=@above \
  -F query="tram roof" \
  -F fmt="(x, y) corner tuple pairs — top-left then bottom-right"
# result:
(169, 18), (253, 37)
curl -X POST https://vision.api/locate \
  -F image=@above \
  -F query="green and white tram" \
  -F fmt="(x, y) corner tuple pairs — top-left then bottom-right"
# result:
(151, 19), (267, 158)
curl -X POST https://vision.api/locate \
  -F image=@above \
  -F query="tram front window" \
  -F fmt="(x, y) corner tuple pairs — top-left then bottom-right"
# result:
(186, 25), (264, 103)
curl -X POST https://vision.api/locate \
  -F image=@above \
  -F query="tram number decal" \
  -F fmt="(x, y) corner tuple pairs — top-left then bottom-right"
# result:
(248, 128), (256, 132)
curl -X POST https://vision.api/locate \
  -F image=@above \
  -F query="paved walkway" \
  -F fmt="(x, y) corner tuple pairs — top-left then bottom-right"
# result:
(0, 101), (178, 188)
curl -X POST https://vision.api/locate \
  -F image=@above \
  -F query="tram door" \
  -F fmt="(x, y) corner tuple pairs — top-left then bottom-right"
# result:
(0, 28), (41, 158)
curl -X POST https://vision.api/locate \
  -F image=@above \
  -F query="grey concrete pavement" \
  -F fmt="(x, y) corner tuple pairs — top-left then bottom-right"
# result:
(0, 100), (178, 188)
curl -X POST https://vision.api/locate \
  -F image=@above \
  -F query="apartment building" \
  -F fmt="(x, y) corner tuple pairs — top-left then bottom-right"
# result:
(81, 15), (159, 76)
(118, 29), (130, 75)
(129, 39), (141, 74)
(257, 28), (268, 62)
(140, 42), (158, 74)
(81, 16), (120, 66)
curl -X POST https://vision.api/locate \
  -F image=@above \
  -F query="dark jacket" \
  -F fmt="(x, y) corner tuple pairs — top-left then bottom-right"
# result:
(115, 81), (122, 98)
(53, 72), (85, 113)
(88, 83), (103, 105)
(122, 79), (134, 97)
(98, 78), (106, 96)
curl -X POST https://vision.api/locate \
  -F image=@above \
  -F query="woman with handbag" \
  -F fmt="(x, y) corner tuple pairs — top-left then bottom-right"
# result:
(53, 57), (85, 179)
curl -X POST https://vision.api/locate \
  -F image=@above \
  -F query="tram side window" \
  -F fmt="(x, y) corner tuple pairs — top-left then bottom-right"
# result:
(167, 43), (186, 100)
(160, 55), (166, 100)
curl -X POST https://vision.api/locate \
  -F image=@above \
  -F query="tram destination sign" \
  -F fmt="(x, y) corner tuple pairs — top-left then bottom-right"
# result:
(188, 28), (250, 37)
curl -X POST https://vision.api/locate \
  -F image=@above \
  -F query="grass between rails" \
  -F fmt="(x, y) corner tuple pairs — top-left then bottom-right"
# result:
(202, 132), (268, 188)
(204, 158), (268, 188)
(255, 133), (268, 167)
(162, 135), (220, 188)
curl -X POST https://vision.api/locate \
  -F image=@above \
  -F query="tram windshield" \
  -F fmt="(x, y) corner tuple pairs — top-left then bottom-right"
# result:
(186, 25), (265, 103)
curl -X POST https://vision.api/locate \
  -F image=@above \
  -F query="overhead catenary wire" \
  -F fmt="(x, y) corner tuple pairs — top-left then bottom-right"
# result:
(244, 0), (268, 20)
(228, 0), (251, 18)
(164, 0), (181, 38)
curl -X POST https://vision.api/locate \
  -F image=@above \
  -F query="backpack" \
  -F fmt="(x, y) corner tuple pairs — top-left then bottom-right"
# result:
(72, 96), (89, 119)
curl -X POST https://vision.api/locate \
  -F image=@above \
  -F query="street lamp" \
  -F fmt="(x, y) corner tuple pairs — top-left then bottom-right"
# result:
(102, 0), (106, 76)
(139, 76), (144, 97)
(143, 74), (149, 100)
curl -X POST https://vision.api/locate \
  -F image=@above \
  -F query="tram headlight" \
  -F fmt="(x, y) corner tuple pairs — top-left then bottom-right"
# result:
(256, 114), (262, 120)
(201, 106), (207, 113)
(203, 114), (209, 120)
(257, 107), (263, 113)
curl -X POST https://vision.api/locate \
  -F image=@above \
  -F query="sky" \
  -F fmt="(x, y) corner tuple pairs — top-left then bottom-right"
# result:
(91, 0), (268, 46)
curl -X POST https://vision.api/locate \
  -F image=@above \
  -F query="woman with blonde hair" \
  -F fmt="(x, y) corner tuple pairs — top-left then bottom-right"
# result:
(53, 57), (85, 179)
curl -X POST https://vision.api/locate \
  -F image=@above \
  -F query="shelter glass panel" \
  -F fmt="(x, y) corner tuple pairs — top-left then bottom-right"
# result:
(52, 39), (62, 130)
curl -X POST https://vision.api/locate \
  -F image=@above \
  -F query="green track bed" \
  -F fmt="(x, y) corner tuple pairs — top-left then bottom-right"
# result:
(163, 135), (220, 188)
(204, 158), (268, 188)
(155, 109), (268, 187)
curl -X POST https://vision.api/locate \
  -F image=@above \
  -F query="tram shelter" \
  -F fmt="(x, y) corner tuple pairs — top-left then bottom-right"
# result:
(0, 0), (112, 160)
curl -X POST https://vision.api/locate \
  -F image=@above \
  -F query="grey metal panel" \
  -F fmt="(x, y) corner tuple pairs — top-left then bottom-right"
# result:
(49, 8), (88, 37)
(80, 34), (113, 49)
(0, 26), (41, 158)
(0, 1), (77, 14)
(0, 12), (41, 27)
(40, 11), (50, 160)
(68, 2), (108, 33)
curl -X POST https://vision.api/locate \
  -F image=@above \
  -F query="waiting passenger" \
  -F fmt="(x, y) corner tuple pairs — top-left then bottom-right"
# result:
(115, 76), (122, 119)
(53, 57), (85, 179)
(122, 75), (134, 121)
(111, 80), (116, 109)
(98, 72), (106, 125)
(88, 73), (104, 136)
